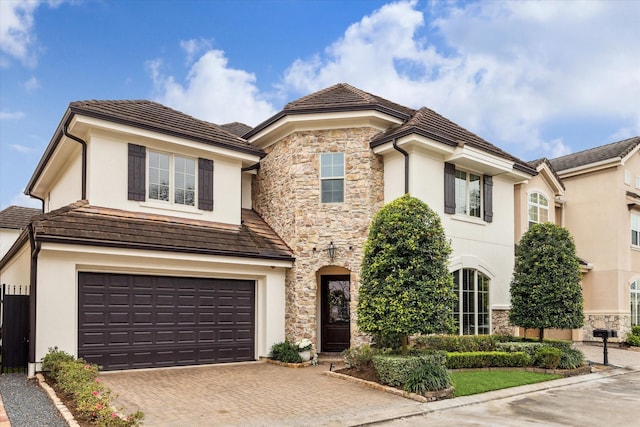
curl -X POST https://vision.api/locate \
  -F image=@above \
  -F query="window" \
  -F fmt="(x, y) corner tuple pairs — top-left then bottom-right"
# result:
(148, 151), (196, 206)
(632, 213), (640, 247)
(127, 144), (213, 211)
(452, 269), (490, 335)
(444, 163), (493, 222)
(632, 280), (640, 326)
(528, 192), (549, 228)
(320, 153), (344, 203)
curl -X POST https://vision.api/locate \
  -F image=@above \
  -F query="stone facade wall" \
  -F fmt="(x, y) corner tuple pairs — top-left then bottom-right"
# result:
(582, 313), (631, 343)
(491, 308), (518, 336)
(252, 128), (385, 349)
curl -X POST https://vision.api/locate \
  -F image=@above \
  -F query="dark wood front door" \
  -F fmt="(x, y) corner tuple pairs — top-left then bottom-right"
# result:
(321, 275), (351, 352)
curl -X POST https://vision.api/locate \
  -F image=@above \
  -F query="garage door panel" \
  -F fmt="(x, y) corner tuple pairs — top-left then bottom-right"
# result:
(78, 273), (255, 370)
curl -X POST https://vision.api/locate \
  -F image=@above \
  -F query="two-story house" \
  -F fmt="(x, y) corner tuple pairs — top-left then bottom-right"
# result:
(548, 137), (640, 341)
(1, 83), (537, 374)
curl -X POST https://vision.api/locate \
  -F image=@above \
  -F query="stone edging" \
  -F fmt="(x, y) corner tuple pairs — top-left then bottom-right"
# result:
(323, 370), (454, 402)
(35, 373), (79, 427)
(263, 358), (314, 368)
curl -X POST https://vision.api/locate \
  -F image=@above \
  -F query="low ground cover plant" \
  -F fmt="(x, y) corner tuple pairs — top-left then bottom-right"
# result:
(269, 340), (303, 363)
(41, 347), (143, 426)
(626, 326), (640, 347)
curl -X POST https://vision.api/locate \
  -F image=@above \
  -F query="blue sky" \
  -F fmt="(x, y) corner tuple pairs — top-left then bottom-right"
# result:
(1, 0), (639, 209)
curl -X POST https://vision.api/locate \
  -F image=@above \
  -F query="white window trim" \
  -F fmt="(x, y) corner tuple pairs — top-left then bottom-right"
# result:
(631, 280), (640, 326)
(632, 212), (640, 248)
(147, 149), (198, 208)
(528, 191), (550, 227)
(455, 168), (482, 219)
(320, 152), (345, 204)
(452, 268), (491, 336)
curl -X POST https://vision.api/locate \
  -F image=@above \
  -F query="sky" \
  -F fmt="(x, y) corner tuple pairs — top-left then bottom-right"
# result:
(1, 0), (639, 209)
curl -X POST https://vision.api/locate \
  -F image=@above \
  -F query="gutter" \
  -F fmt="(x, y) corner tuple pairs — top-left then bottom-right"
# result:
(62, 120), (87, 200)
(28, 223), (41, 377)
(392, 138), (409, 194)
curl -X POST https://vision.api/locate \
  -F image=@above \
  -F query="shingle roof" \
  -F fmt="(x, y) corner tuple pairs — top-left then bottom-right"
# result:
(527, 158), (565, 190)
(371, 107), (535, 173)
(549, 136), (640, 172)
(28, 201), (293, 261)
(0, 205), (41, 229)
(220, 122), (253, 137)
(244, 83), (415, 139)
(69, 100), (264, 157)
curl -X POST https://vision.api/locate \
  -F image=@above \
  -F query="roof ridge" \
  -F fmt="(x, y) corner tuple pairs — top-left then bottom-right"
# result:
(552, 136), (640, 162)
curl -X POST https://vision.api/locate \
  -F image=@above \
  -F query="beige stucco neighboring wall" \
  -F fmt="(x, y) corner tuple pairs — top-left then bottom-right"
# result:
(0, 228), (21, 258)
(0, 241), (30, 288)
(514, 169), (563, 243)
(252, 127), (384, 349)
(560, 150), (640, 340)
(31, 243), (289, 372)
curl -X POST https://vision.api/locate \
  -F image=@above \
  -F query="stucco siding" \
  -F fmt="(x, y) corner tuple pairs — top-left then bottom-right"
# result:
(47, 148), (83, 212)
(0, 229), (21, 258)
(0, 241), (30, 287)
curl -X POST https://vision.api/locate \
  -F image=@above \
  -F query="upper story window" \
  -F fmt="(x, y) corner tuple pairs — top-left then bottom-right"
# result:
(444, 163), (493, 222)
(128, 143), (213, 211)
(320, 153), (344, 203)
(148, 151), (196, 206)
(632, 213), (640, 247)
(528, 192), (549, 228)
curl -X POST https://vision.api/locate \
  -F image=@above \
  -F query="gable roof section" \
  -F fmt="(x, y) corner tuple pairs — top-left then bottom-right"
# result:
(0, 205), (42, 229)
(221, 122), (253, 136)
(243, 83), (415, 139)
(27, 201), (294, 261)
(69, 100), (263, 156)
(527, 158), (565, 190)
(550, 136), (640, 172)
(372, 106), (536, 174)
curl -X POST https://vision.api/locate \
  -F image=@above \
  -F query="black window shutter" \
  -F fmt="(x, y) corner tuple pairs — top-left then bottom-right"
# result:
(198, 158), (214, 211)
(483, 175), (493, 223)
(444, 162), (456, 214)
(128, 144), (146, 201)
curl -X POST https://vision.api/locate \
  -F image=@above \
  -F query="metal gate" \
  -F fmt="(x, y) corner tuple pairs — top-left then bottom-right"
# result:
(1, 284), (29, 373)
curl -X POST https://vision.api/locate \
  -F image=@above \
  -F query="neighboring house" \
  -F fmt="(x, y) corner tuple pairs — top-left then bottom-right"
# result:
(0, 100), (294, 375)
(0, 205), (41, 259)
(549, 137), (640, 341)
(1, 83), (538, 374)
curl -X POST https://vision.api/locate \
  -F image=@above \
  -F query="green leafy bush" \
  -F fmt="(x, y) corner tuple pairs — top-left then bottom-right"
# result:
(403, 362), (452, 394)
(626, 326), (640, 347)
(342, 344), (379, 370)
(496, 342), (544, 357)
(372, 354), (446, 387)
(557, 348), (585, 369)
(41, 348), (143, 426)
(269, 341), (302, 363)
(413, 335), (509, 352)
(534, 346), (563, 369)
(446, 351), (531, 369)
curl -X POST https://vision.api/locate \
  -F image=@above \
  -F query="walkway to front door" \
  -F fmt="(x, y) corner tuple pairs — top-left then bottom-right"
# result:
(320, 275), (351, 352)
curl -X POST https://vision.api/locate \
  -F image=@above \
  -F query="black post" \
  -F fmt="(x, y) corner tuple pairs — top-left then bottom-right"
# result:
(602, 336), (609, 365)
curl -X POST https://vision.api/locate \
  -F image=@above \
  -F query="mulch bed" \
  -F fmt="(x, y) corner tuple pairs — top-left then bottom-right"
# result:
(41, 374), (93, 426)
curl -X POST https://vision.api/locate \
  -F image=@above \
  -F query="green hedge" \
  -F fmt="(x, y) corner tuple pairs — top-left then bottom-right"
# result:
(413, 334), (510, 352)
(496, 342), (544, 357)
(372, 354), (446, 387)
(446, 351), (531, 369)
(626, 326), (640, 347)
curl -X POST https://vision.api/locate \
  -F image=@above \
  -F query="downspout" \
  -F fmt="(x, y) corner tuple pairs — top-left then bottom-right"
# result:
(27, 224), (41, 377)
(392, 138), (409, 194)
(63, 121), (87, 200)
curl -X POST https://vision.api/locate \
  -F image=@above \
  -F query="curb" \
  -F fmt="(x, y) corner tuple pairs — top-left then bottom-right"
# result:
(35, 374), (80, 427)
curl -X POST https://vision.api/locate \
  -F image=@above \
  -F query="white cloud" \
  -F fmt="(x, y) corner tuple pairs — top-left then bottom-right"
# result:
(180, 38), (212, 65)
(23, 75), (39, 91)
(0, 111), (25, 120)
(9, 143), (33, 153)
(148, 49), (277, 126)
(4, 192), (42, 210)
(278, 0), (640, 159)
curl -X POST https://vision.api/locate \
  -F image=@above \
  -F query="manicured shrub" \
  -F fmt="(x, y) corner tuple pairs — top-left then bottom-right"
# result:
(496, 342), (544, 358)
(269, 341), (302, 363)
(403, 362), (452, 394)
(342, 344), (379, 370)
(41, 347), (143, 426)
(626, 326), (640, 347)
(558, 348), (585, 369)
(534, 346), (563, 369)
(372, 354), (446, 387)
(445, 351), (531, 369)
(414, 335), (509, 352)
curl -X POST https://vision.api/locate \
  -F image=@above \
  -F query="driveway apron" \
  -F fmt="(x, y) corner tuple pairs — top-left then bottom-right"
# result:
(99, 362), (420, 426)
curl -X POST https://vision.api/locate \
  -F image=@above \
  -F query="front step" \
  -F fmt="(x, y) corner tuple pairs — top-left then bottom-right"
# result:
(317, 352), (345, 368)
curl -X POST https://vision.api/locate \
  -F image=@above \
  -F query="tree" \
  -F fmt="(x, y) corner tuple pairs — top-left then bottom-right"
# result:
(509, 222), (584, 341)
(357, 194), (457, 354)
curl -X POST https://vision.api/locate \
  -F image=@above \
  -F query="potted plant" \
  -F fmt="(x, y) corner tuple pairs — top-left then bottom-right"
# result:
(295, 338), (313, 362)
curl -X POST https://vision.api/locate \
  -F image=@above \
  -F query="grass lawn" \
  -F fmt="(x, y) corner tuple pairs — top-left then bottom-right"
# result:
(450, 370), (563, 397)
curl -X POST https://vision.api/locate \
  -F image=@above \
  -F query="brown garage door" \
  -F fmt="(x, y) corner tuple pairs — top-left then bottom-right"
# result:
(78, 272), (255, 370)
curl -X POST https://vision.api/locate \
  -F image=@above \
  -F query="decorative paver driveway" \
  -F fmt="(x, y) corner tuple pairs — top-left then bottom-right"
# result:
(100, 362), (420, 426)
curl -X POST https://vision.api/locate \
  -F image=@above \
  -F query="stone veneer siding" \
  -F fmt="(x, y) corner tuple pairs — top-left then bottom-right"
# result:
(252, 128), (384, 350)
(583, 313), (631, 343)
(491, 308), (517, 336)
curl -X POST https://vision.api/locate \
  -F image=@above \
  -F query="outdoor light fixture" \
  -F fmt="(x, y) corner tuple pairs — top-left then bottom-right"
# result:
(327, 241), (336, 261)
